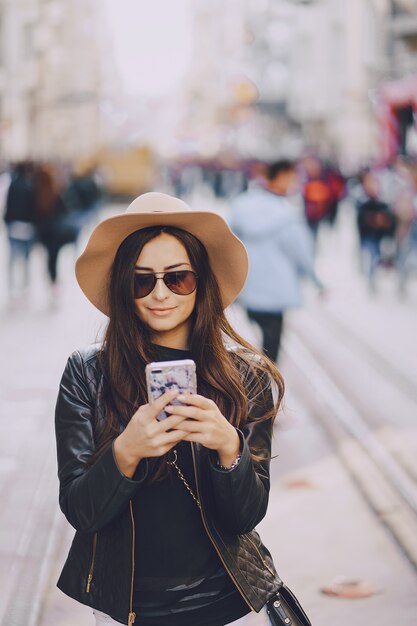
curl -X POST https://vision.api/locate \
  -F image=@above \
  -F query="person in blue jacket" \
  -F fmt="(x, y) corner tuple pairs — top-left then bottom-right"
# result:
(230, 160), (324, 362)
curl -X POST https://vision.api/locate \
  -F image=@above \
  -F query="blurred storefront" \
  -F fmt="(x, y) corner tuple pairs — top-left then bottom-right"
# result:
(376, 73), (417, 162)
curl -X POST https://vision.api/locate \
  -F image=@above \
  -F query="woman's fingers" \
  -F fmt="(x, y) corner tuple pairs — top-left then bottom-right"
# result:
(180, 432), (211, 446)
(177, 393), (215, 409)
(156, 414), (189, 432)
(144, 389), (179, 422)
(165, 404), (206, 420)
(128, 393), (228, 457)
(158, 429), (189, 448)
(168, 417), (205, 432)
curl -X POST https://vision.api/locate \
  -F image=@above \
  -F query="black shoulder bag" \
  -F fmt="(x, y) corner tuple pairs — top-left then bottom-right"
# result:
(266, 584), (312, 626)
(167, 452), (313, 625)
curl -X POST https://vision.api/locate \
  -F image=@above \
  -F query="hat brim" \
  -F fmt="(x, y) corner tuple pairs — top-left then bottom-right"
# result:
(75, 210), (248, 316)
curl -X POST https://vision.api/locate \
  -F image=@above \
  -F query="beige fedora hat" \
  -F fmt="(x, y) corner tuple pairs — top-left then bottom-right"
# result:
(75, 192), (248, 316)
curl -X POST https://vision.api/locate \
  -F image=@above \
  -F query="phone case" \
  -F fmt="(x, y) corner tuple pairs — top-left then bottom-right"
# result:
(145, 359), (197, 420)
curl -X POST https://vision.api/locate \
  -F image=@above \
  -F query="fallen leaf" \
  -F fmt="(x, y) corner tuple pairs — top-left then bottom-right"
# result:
(284, 479), (317, 490)
(320, 579), (379, 599)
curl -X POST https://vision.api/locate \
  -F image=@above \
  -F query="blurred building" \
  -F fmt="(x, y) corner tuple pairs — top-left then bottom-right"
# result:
(238, 0), (417, 170)
(172, 0), (304, 163)
(284, 0), (383, 169)
(176, 0), (417, 170)
(167, 0), (247, 159)
(0, 0), (113, 162)
(238, 0), (304, 160)
(389, 0), (417, 77)
(1, 0), (417, 172)
(372, 0), (417, 163)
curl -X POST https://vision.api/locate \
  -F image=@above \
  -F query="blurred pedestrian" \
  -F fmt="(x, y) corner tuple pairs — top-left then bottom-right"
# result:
(3, 161), (37, 301)
(325, 164), (346, 226)
(355, 169), (397, 293)
(231, 160), (324, 362)
(300, 156), (334, 243)
(63, 165), (103, 236)
(54, 192), (311, 626)
(398, 212), (417, 295)
(394, 164), (417, 295)
(34, 164), (79, 303)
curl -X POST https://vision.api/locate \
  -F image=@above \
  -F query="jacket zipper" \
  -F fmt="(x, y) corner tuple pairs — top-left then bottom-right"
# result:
(128, 499), (136, 625)
(86, 532), (98, 593)
(190, 444), (255, 612)
(244, 532), (275, 578)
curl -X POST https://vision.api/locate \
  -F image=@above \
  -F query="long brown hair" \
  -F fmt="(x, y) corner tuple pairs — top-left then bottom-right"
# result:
(90, 226), (284, 474)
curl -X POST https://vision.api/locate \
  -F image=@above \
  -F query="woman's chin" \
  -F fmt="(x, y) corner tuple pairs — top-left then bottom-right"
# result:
(147, 320), (177, 333)
(142, 314), (183, 334)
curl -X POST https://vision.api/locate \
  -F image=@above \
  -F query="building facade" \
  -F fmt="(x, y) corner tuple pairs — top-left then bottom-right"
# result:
(1, 0), (416, 170)
(0, 0), (111, 162)
(233, 0), (417, 170)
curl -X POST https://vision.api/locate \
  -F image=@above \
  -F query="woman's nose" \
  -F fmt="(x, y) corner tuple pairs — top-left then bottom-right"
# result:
(152, 277), (170, 300)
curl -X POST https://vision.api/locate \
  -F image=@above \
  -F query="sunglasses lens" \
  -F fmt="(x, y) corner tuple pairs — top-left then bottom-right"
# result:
(134, 274), (156, 298)
(134, 271), (197, 298)
(164, 271), (197, 295)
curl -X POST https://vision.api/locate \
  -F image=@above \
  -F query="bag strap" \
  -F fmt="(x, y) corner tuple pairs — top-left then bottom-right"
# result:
(167, 449), (201, 509)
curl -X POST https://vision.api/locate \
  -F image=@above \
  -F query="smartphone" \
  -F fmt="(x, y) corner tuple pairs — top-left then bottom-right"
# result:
(145, 359), (197, 421)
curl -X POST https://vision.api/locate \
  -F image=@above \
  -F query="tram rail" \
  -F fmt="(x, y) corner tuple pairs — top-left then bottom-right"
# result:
(283, 317), (417, 572)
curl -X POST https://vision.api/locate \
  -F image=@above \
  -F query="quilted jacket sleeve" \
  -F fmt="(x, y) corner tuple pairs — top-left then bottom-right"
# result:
(208, 362), (276, 535)
(55, 350), (148, 533)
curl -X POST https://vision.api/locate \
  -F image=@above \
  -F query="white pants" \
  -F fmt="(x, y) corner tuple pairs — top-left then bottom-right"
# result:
(93, 606), (270, 625)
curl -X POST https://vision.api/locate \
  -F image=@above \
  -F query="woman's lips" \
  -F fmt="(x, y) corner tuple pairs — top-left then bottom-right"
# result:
(148, 307), (176, 317)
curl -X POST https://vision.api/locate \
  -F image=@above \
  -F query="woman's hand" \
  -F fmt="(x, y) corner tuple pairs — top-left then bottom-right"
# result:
(165, 394), (240, 468)
(113, 389), (189, 478)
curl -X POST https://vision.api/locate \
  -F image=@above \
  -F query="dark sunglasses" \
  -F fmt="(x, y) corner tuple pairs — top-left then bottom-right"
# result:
(134, 270), (198, 299)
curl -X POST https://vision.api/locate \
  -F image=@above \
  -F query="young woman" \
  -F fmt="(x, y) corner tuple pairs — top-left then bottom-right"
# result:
(55, 192), (309, 626)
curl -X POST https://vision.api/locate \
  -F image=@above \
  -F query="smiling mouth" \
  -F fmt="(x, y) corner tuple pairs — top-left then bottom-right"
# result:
(147, 307), (177, 316)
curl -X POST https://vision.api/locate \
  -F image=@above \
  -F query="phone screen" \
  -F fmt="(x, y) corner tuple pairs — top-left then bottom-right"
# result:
(145, 359), (197, 420)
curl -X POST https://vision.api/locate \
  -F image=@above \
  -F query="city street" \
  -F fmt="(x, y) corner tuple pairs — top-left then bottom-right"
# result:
(1, 1), (417, 625)
(1, 199), (417, 626)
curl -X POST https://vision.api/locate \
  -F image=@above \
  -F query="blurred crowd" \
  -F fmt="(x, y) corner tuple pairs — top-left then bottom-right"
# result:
(1, 161), (103, 306)
(168, 153), (417, 298)
(350, 158), (417, 296)
(2, 152), (417, 316)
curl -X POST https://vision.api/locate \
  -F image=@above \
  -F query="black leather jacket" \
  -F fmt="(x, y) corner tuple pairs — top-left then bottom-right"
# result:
(55, 346), (282, 625)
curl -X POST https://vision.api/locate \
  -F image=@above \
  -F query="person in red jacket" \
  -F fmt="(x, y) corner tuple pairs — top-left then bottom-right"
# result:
(301, 156), (345, 245)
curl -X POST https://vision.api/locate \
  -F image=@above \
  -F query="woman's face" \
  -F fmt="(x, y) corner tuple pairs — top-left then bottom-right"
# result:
(134, 233), (197, 348)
